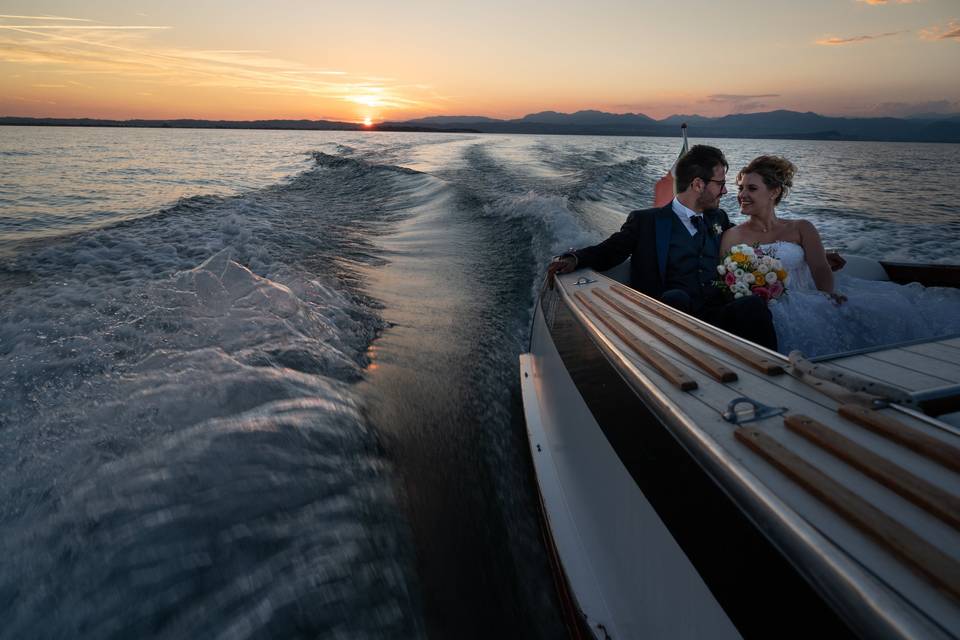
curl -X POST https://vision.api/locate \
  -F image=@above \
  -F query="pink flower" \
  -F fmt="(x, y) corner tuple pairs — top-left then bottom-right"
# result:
(724, 272), (737, 286)
(752, 286), (771, 300)
(768, 281), (784, 298)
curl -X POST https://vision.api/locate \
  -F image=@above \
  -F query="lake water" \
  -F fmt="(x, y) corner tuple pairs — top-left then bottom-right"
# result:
(1, 126), (958, 639)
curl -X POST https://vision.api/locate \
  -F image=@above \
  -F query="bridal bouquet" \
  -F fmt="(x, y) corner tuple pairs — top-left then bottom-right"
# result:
(715, 244), (788, 301)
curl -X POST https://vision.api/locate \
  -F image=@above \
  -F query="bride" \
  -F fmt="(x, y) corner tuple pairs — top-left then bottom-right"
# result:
(720, 155), (960, 358)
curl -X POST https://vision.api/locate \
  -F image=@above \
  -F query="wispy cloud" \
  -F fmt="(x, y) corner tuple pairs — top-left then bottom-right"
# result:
(816, 31), (904, 45)
(701, 93), (779, 113)
(706, 94), (780, 101)
(0, 23), (433, 112)
(855, 0), (920, 5)
(0, 25), (170, 30)
(920, 20), (960, 41)
(0, 15), (95, 21)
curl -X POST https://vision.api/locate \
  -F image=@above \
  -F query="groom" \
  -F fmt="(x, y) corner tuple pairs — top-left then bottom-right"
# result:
(548, 144), (778, 350)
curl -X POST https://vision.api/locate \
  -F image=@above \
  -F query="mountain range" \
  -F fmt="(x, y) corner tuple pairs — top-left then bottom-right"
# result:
(388, 109), (960, 142)
(3, 109), (960, 142)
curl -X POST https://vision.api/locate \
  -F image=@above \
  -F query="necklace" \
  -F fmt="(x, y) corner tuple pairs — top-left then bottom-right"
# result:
(750, 218), (777, 234)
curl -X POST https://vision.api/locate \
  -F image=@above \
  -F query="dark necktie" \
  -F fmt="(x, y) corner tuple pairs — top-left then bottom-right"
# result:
(691, 215), (705, 234)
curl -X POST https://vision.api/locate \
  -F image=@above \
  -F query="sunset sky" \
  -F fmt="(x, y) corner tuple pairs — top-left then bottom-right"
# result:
(1, 0), (958, 123)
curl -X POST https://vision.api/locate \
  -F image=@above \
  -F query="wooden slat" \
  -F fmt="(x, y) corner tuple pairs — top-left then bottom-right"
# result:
(735, 426), (960, 601)
(903, 341), (960, 367)
(573, 291), (698, 391)
(828, 355), (951, 392)
(838, 404), (960, 474)
(787, 355), (891, 409)
(609, 284), (784, 376)
(785, 414), (960, 530)
(593, 288), (738, 383)
(867, 348), (960, 384)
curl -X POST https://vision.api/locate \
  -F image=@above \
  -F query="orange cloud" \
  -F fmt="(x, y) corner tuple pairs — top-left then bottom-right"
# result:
(920, 20), (960, 41)
(855, 0), (920, 4)
(816, 31), (904, 45)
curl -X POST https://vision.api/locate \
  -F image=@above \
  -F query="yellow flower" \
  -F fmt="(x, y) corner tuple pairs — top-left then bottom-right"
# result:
(732, 253), (748, 264)
(753, 271), (764, 282)
(776, 269), (787, 281)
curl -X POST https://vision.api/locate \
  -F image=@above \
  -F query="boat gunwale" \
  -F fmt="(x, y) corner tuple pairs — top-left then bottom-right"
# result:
(551, 271), (953, 640)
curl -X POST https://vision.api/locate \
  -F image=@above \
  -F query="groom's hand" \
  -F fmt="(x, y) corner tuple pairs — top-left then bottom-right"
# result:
(826, 251), (846, 272)
(547, 255), (577, 289)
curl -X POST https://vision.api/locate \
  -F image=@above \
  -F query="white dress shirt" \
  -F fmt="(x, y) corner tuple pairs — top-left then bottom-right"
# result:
(671, 197), (703, 237)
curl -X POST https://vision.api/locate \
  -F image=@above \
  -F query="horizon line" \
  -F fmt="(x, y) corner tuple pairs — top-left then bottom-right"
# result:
(3, 107), (959, 124)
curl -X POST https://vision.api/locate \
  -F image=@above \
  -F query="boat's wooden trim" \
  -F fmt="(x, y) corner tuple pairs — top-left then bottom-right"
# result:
(545, 289), (859, 638)
(574, 291), (697, 391)
(785, 414), (960, 530)
(608, 283), (785, 376)
(881, 261), (960, 289)
(735, 426), (960, 602)
(838, 404), (960, 474)
(592, 288), (738, 383)
(545, 271), (960, 638)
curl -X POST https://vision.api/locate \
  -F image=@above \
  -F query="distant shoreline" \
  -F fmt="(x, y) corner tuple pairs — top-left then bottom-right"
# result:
(2, 114), (958, 143)
(0, 117), (480, 135)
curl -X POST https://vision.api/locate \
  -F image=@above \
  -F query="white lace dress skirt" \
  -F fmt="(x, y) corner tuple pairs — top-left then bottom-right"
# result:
(761, 242), (960, 358)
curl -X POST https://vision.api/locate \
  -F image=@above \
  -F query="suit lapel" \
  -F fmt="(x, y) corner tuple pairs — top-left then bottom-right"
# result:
(654, 204), (674, 282)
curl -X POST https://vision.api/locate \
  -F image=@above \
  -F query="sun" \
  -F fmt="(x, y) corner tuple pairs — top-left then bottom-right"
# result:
(363, 116), (372, 127)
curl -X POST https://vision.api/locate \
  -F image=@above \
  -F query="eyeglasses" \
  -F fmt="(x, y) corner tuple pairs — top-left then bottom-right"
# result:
(702, 178), (726, 189)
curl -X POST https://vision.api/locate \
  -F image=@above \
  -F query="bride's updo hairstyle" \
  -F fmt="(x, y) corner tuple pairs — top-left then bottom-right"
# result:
(737, 155), (796, 205)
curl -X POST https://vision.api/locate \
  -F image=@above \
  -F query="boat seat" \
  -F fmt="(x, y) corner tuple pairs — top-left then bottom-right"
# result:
(600, 260), (632, 285)
(835, 255), (890, 281)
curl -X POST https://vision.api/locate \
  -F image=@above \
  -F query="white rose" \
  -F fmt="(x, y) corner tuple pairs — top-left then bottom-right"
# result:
(765, 271), (778, 284)
(758, 264), (770, 275)
(734, 268), (745, 278)
(744, 273), (756, 284)
(736, 282), (750, 293)
(734, 292), (744, 299)
(761, 256), (775, 267)
(724, 257), (734, 268)
(717, 264), (727, 275)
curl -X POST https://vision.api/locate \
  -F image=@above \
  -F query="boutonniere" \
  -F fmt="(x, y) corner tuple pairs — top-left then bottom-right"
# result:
(711, 223), (723, 236)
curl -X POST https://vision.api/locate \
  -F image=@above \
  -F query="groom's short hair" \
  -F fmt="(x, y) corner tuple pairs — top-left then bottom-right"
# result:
(675, 145), (728, 193)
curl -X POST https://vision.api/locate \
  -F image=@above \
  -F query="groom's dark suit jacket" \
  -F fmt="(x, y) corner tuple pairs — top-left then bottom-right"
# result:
(573, 203), (733, 300)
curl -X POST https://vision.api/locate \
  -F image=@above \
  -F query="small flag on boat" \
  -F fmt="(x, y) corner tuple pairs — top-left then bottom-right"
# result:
(653, 123), (689, 207)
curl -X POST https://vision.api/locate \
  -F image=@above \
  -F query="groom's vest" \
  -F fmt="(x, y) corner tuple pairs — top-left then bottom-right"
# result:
(663, 215), (722, 309)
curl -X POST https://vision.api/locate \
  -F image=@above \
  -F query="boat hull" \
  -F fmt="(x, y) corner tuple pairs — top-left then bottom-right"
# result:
(521, 277), (959, 639)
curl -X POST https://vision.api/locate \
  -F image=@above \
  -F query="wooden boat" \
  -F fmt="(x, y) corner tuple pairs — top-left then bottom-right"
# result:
(519, 257), (960, 639)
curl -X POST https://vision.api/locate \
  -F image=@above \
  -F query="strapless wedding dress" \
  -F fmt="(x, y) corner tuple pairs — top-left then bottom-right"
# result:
(760, 241), (960, 357)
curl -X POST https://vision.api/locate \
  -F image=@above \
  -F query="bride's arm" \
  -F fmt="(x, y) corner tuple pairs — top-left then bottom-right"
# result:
(798, 220), (836, 294)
